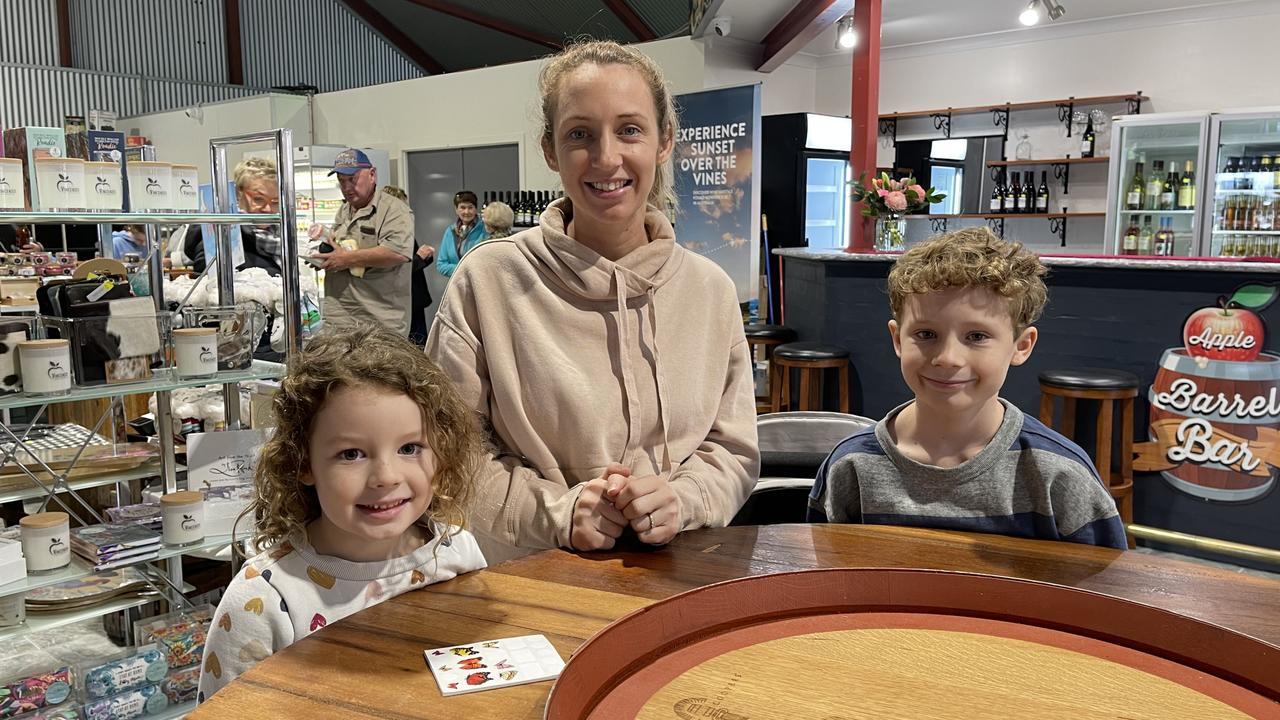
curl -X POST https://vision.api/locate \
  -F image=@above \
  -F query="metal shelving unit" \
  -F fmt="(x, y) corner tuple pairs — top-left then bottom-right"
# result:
(0, 130), (297, 658)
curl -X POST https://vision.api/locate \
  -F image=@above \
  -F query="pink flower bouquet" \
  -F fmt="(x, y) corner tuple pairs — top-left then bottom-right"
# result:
(850, 173), (945, 217)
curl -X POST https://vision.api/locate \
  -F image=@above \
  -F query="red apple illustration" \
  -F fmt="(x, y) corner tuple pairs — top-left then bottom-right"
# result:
(1182, 284), (1277, 362)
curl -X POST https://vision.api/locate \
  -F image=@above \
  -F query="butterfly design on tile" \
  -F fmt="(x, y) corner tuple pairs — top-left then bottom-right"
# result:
(494, 660), (513, 669)
(447, 682), (458, 690)
(457, 658), (485, 670)
(480, 641), (499, 648)
(204, 653), (222, 679)
(450, 646), (479, 657)
(466, 672), (492, 686)
(310, 613), (327, 631)
(243, 597), (264, 615)
(307, 566), (336, 589)
(431, 650), (444, 656)
(499, 670), (517, 681)
(218, 614), (232, 631)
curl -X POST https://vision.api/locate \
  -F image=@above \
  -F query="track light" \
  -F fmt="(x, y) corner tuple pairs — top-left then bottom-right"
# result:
(836, 15), (856, 49)
(1019, 0), (1065, 26)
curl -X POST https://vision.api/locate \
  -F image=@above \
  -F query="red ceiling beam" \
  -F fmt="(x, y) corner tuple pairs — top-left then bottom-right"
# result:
(604, 0), (657, 42)
(757, 0), (854, 73)
(341, 0), (447, 74)
(400, 0), (562, 50)
(224, 0), (244, 85)
(847, 0), (882, 252)
(55, 0), (72, 67)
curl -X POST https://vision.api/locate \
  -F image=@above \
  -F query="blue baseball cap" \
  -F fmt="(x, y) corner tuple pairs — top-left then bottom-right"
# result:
(328, 148), (374, 176)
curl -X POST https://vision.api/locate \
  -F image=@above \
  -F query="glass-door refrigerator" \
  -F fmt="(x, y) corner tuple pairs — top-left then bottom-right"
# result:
(1104, 113), (1210, 257)
(1204, 110), (1280, 258)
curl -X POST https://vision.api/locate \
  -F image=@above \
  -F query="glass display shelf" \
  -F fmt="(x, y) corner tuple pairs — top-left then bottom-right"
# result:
(0, 361), (285, 411)
(1118, 209), (1198, 215)
(0, 460), (183, 505)
(1214, 230), (1280, 235)
(0, 533), (239, 599)
(0, 212), (281, 225)
(0, 580), (194, 643)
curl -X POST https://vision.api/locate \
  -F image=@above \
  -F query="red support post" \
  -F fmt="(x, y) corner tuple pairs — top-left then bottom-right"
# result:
(846, 0), (882, 253)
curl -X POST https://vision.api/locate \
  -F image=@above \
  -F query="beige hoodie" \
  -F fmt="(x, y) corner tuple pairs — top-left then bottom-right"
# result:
(426, 199), (759, 556)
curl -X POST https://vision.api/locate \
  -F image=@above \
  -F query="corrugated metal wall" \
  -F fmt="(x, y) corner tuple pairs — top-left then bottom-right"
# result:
(240, 0), (421, 93)
(69, 0), (227, 84)
(0, 0), (60, 66)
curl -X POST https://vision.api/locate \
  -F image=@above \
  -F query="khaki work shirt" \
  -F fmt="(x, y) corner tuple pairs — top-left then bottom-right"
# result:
(323, 188), (415, 336)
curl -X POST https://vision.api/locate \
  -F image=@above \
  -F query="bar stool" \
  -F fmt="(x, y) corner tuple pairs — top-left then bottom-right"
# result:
(771, 342), (851, 413)
(1038, 368), (1139, 544)
(745, 323), (797, 413)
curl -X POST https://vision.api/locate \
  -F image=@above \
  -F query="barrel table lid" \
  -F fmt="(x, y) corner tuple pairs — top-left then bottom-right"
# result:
(544, 568), (1280, 719)
(1157, 348), (1280, 381)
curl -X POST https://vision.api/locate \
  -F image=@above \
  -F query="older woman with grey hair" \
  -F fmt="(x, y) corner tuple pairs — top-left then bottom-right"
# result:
(481, 201), (515, 239)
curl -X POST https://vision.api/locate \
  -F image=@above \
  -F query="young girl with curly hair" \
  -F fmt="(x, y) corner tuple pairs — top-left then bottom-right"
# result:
(198, 324), (487, 701)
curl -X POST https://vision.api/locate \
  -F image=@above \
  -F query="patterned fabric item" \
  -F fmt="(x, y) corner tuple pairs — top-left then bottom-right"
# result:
(0, 424), (110, 454)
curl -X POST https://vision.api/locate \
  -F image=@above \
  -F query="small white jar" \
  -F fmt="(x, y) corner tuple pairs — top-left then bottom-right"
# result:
(19, 511), (71, 573)
(18, 339), (72, 395)
(0, 592), (25, 628)
(161, 491), (204, 546)
(34, 157), (86, 211)
(0, 157), (25, 210)
(85, 161), (124, 212)
(126, 161), (172, 212)
(172, 327), (218, 378)
(170, 164), (200, 211)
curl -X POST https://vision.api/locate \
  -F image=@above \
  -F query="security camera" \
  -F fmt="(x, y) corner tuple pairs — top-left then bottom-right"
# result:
(711, 16), (732, 37)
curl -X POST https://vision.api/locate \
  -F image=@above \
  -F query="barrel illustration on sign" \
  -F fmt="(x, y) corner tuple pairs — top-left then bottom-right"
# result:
(1135, 283), (1280, 502)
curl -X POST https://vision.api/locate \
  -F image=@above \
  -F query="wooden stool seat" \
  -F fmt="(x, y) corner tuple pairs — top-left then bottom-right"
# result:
(746, 324), (797, 414)
(1038, 368), (1140, 546)
(771, 342), (851, 413)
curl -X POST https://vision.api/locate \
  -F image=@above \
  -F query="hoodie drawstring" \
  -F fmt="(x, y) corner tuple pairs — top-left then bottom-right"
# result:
(612, 266), (673, 474)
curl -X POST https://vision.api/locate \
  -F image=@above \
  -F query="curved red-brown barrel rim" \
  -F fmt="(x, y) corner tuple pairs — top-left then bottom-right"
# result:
(543, 567), (1280, 720)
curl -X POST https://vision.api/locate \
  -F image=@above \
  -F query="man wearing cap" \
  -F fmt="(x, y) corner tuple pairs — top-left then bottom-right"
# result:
(309, 148), (415, 336)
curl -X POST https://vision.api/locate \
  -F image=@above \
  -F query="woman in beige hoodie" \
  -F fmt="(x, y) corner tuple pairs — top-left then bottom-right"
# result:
(426, 40), (759, 560)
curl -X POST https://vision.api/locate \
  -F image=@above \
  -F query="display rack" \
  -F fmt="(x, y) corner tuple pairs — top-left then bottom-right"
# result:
(0, 130), (298, 673)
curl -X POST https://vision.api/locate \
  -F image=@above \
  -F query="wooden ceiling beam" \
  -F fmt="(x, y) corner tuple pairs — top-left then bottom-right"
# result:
(55, 0), (72, 67)
(757, 0), (854, 73)
(224, 0), (243, 84)
(604, 0), (657, 42)
(400, 0), (562, 50)
(341, 0), (447, 74)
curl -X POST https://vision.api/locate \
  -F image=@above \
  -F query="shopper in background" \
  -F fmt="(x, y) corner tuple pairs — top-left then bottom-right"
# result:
(435, 190), (487, 277)
(382, 185), (436, 344)
(308, 148), (415, 336)
(197, 324), (487, 702)
(427, 40), (758, 562)
(167, 157), (283, 274)
(0, 224), (45, 253)
(481, 200), (515, 239)
(110, 224), (148, 259)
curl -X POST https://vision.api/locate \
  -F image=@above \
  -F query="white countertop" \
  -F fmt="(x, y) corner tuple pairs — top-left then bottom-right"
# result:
(774, 247), (1280, 273)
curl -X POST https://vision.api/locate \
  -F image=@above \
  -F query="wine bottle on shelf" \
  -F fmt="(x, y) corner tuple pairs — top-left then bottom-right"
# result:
(1177, 161), (1195, 210)
(1014, 172), (1027, 213)
(1146, 161), (1164, 211)
(1036, 171), (1050, 214)
(990, 175), (1003, 213)
(1004, 171), (1018, 214)
(1081, 115), (1097, 158)
(1122, 217), (1140, 255)
(1126, 162), (1145, 211)
(1161, 167), (1176, 211)
(1137, 215), (1154, 255)
(1023, 173), (1036, 214)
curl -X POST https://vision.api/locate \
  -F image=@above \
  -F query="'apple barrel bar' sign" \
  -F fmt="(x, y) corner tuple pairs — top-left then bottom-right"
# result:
(1135, 283), (1280, 501)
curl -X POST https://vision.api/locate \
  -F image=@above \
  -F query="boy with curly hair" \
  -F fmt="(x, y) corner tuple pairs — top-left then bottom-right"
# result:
(807, 228), (1126, 549)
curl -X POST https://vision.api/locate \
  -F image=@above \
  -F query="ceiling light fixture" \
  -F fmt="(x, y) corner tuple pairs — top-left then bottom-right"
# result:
(1020, 0), (1066, 27)
(836, 15), (857, 49)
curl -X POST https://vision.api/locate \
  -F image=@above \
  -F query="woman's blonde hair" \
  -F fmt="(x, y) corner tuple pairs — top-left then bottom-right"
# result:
(481, 201), (514, 237)
(248, 324), (483, 550)
(538, 39), (678, 213)
(233, 157), (277, 194)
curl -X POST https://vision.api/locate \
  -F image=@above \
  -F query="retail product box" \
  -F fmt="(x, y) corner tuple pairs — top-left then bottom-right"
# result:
(0, 537), (24, 586)
(88, 109), (117, 131)
(2, 126), (67, 209)
(204, 485), (253, 536)
(124, 145), (157, 163)
(248, 379), (279, 428)
(89, 131), (128, 209)
(63, 115), (88, 160)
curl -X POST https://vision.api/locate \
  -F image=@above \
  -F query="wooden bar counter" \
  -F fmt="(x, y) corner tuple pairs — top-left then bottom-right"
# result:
(191, 524), (1280, 719)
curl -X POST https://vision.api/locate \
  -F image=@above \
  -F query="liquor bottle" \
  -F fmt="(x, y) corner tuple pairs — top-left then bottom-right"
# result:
(1014, 172), (1027, 213)
(990, 175), (1004, 213)
(1160, 167), (1176, 211)
(1081, 115), (1097, 158)
(1004, 171), (1018, 214)
(1177, 160), (1196, 210)
(1262, 156), (1273, 190)
(1036, 171), (1050, 213)
(1023, 173), (1036, 213)
(1152, 217), (1167, 256)
(1138, 215), (1154, 255)
(1146, 161), (1164, 211)
(1126, 162), (1145, 211)
(1122, 217), (1140, 255)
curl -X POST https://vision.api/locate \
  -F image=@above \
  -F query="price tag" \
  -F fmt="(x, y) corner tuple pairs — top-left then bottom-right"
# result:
(86, 279), (115, 302)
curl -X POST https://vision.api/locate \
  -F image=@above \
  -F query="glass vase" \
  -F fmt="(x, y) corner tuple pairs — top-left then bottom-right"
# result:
(875, 213), (906, 251)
